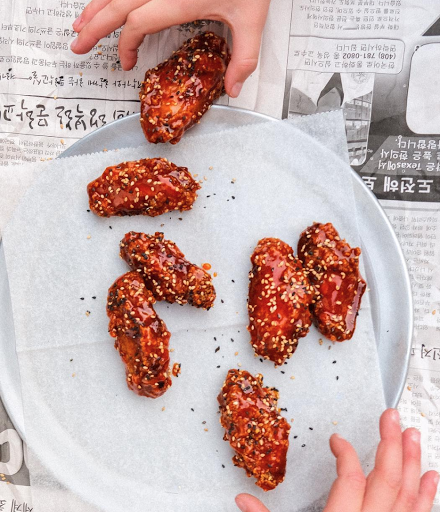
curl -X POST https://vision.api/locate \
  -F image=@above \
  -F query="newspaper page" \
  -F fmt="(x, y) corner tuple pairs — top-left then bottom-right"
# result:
(1, 0), (440, 509)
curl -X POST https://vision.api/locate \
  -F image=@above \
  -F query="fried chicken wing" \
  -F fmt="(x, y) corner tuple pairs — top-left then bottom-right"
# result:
(248, 238), (314, 366)
(107, 271), (172, 398)
(297, 222), (366, 341)
(139, 31), (230, 144)
(120, 231), (216, 309)
(87, 157), (200, 217)
(218, 369), (290, 491)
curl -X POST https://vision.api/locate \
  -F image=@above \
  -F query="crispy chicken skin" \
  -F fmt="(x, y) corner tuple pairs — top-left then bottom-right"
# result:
(120, 231), (216, 309)
(139, 31), (230, 144)
(87, 157), (200, 217)
(218, 369), (290, 491)
(297, 222), (366, 341)
(248, 238), (314, 366)
(107, 271), (172, 398)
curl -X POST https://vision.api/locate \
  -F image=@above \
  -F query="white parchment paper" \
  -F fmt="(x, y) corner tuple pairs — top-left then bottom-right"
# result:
(3, 119), (385, 512)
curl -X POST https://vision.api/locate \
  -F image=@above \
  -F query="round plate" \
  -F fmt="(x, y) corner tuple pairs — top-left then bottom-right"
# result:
(0, 105), (412, 447)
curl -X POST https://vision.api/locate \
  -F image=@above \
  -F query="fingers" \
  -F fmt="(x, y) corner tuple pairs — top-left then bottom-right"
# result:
(323, 434), (366, 512)
(224, 1), (271, 97)
(413, 471), (439, 512)
(391, 428), (421, 511)
(362, 409), (403, 512)
(235, 493), (271, 512)
(71, 0), (152, 55)
(72, 0), (112, 32)
(118, 0), (201, 70)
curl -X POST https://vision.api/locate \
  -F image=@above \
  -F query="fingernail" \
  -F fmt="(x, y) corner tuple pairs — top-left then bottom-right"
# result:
(230, 82), (243, 98)
(70, 38), (78, 51)
(434, 473), (439, 486)
(391, 409), (400, 424)
(73, 15), (82, 30)
(410, 429), (421, 442)
(235, 496), (248, 512)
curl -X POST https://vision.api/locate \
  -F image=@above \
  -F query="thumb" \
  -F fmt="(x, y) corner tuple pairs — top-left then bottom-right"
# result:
(224, 0), (270, 98)
(224, 25), (261, 97)
(235, 493), (271, 512)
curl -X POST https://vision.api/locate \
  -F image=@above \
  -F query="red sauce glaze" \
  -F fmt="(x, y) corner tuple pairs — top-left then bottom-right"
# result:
(218, 369), (290, 492)
(139, 31), (230, 144)
(248, 238), (314, 366)
(120, 231), (216, 309)
(107, 271), (172, 398)
(297, 222), (367, 341)
(87, 157), (200, 217)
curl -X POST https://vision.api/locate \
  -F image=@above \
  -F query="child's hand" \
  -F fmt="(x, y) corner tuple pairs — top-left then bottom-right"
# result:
(235, 409), (439, 512)
(70, 0), (271, 97)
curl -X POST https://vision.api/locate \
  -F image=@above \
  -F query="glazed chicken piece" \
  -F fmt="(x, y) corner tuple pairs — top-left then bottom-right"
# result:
(297, 222), (366, 341)
(218, 369), (290, 492)
(107, 271), (172, 398)
(120, 231), (216, 309)
(139, 31), (230, 144)
(248, 238), (314, 366)
(87, 157), (200, 217)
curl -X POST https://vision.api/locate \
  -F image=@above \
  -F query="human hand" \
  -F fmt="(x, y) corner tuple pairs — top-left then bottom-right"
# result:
(235, 409), (439, 512)
(70, 0), (271, 97)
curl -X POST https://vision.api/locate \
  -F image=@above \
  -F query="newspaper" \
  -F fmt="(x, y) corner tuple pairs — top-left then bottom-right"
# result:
(1, 0), (440, 509)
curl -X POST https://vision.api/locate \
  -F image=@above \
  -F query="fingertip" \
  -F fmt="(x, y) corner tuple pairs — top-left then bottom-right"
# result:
(228, 81), (243, 98)
(72, 15), (83, 32)
(235, 494), (248, 511)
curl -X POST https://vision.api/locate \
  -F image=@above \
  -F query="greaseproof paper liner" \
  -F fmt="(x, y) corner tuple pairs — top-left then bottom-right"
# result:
(2, 116), (384, 511)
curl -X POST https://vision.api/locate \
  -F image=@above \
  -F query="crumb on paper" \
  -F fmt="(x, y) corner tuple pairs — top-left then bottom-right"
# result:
(204, 428), (209, 432)
(407, 385), (412, 391)
(79, 72), (83, 76)
(433, 310), (437, 315)
(234, 351), (239, 356)
(421, 412), (425, 417)
(238, 363), (242, 367)
(97, 51), (102, 55)
(103, 148), (108, 152)
(72, 373), (76, 377)
(290, 376), (295, 380)
(87, 235), (91, 239)
(231, 178), (236, 183)
(332, 421), (338, 425)
(170, 348), (175, 353)
(60, 139), (65, 145)
(53, 95), (57, 100)
(60, 124), (64, 129)
(209, 166), (213, 170)
(85, 310), (90, 317)
(290, 418), (294, 423)
(319, 338), (323, 345)
(213, 272), (218, 277)
(162, 406), (165, 411)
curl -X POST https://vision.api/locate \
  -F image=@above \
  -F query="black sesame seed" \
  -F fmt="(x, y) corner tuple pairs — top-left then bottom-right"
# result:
(332, 361), (337, 364)
(302, 444), (306, 447)
(222, 464), (225, 468)
(191, 408), (194, 412)
(80, 297), (84, 300)
(215, 346), (220, 353)
(109, 226), (112, 229)
(221, 299), (224, 303)
(231, 196), (235, 199)
(92, 296), (96, 299)
(309, 427), (313, 430)
(336, 376), (339, 380)
(217, 365), (221, 368)
(293, 435), (298, 439)
(280, 371), (285, 374)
